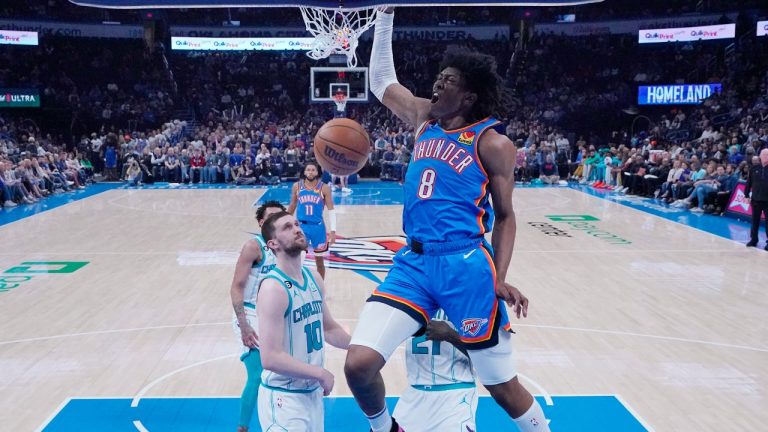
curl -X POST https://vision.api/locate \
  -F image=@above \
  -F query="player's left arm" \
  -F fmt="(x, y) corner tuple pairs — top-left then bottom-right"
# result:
(479, 130), (529, 319)
(286, 182), (299, 215)
(312, 269), (350, 349)
(426, 320), (469, 357)
(323, 183), (337, 245)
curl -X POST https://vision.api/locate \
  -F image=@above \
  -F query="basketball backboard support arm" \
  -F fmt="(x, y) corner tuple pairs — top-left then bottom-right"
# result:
(70, 0), (603, 8)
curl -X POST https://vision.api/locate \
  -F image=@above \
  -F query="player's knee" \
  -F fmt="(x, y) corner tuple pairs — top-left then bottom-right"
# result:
(344, 345), (383, 384)
(468, 330), (517, 386)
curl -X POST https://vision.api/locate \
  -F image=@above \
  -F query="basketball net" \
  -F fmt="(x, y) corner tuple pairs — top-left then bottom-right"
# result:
(299, 6), (377, 67)
(333, 92), (348, 113)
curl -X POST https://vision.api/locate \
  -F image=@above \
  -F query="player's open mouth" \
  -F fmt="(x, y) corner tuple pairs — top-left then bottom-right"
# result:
(431, 92), (439, 104)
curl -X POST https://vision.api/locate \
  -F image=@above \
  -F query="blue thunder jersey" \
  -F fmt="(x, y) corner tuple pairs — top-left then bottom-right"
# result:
(405, 309), (475, 387)
(260, 266), (325, 392)
(403, 118), (500, 242)
(296, 180), (326, 224)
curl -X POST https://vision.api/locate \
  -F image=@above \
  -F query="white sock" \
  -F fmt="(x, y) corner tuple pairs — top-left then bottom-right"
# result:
(367, 406), (392, 432)
(513, 399), (550, 432)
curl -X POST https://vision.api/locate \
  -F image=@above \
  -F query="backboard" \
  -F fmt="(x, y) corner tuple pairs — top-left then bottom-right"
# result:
(310, 67), (368, 103)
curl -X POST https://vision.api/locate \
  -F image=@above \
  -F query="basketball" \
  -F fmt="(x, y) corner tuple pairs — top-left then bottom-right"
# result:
(314, 118), (371, 176)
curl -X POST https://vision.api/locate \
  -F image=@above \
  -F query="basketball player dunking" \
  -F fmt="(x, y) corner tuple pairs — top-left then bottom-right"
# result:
(257, 211), (350, 431)
(393, 310), (478, 431)
(229, 201), (285, 432)
(287, 162), (336, 279)
(344, 8), (550, 432)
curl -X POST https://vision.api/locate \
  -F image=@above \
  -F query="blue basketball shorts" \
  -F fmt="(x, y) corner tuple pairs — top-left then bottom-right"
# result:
(369, 239), (512, 349)
(300, 222), (329, 254)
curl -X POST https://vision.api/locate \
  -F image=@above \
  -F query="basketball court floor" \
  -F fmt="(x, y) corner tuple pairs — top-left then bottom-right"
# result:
(1, 181), (766, 431)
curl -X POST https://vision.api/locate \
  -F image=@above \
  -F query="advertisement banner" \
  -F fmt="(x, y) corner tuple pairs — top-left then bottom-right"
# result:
(0, 30), (38, 46)
(638, 84), (721, 105)
(0, 89), (40, 108)
(170, 25), (508, 41)
(638, 23), (735, 43)
(758, 20), (768, 37)
(171, 36), (314, 51)
(727, 183), (766, 220)
(0, 19), (142, 39)
(534, 12), (737, 36)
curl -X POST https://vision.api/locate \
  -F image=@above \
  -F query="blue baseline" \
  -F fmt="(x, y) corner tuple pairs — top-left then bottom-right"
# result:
(43, 395), (648, 431)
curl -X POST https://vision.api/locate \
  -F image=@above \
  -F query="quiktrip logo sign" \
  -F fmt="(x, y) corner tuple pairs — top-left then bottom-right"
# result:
(726, 183), (765, 220)
(758, 21), (768, 37)
(638, 23), (735, 43)
(171, 36), (314, 51)
(0, 30), (38, 46)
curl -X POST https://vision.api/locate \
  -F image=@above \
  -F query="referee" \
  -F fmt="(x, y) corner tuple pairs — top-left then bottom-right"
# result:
(746, 148), (768, 250)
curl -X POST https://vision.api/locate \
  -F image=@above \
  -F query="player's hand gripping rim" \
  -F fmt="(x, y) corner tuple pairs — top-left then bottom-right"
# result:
(496, 281), (528, 319)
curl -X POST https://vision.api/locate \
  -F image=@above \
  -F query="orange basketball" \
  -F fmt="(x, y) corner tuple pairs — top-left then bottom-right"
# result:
(314, 118), (371, 176)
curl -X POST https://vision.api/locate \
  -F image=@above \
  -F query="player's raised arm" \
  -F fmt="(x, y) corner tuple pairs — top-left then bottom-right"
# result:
(230, 239), (263, 348)
(370, 8), (432, 128)
(286, 182), (299, 215)
(310, 269), (350, 349)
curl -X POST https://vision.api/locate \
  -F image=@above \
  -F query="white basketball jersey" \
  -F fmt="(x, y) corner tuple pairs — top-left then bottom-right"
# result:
(260, 266), (325, 392)
(405, 310), (476, 387)
(243, 235), (278, 305)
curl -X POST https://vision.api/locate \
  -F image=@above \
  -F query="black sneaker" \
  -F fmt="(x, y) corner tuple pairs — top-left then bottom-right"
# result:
(746, 241), (758, 248)
(369, 418), (404, 432)
(764, 244), (768, 251)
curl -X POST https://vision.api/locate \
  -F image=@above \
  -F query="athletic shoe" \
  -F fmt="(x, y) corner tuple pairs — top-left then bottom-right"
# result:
(764, 244), (768, 251)
(3, 200), (17, 208)
(369, 418), (404, 432)
(690, 207), (704, 213)
(746, 241), (757, 247)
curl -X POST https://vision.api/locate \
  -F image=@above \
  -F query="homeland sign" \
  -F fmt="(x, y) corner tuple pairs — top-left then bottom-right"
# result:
(638, 23), (735, 43)
(638, 84), (722, 105)
(0, 89), (40, 108)
(727, 183), (766, 221)
(0, 19), (142, 39)
(0, 30), (38, 46)
(171, 36), (314, 51)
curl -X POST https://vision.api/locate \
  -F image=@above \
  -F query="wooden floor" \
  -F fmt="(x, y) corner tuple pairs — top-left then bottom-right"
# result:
(1, 186), (766, 431)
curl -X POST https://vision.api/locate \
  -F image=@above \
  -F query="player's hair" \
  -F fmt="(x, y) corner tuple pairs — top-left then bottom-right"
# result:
(302, 161), (322, 178)
(440, 46), (509, 121)
(261, 210), (292, 243)
(255, 200), (286, 222)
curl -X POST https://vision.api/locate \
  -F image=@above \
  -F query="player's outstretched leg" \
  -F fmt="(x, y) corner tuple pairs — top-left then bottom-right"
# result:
(469, 331), (550, 431)
(345, 302), (420, 432)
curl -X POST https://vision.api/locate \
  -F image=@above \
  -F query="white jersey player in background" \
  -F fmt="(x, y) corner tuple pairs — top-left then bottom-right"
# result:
(229, 200), (285, 432)
(257, 211), (351, 431)
(393, 309), (478, 431)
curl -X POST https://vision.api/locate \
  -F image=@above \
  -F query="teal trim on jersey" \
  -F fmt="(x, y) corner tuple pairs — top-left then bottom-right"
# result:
(268, 390), (289, 432)
(411, 382), (476, 392)
(261, 383), (319, 394)
(303, 267), (322, 299)
(272, 267), (308, 291)
(259, 275), (292, 318)
(244, 302), (256, 310)
(252, 235), (267, 269)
